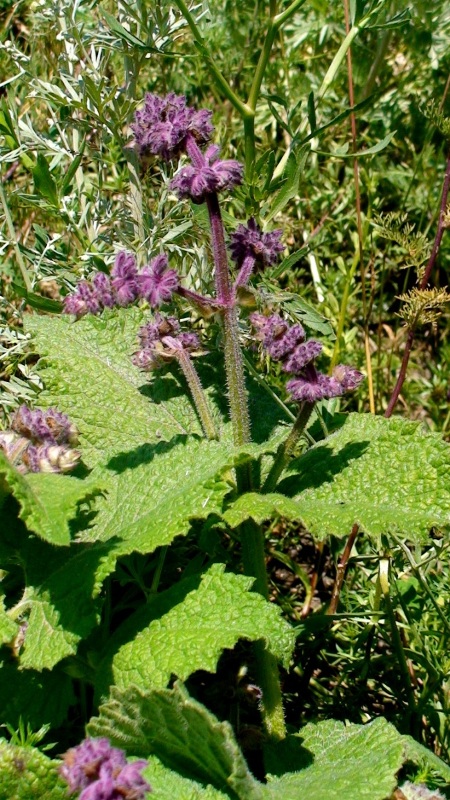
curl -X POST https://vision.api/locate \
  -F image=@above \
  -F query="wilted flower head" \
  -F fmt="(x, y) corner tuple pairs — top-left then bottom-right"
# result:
(60, 737), (151, 800)
(171, 144), (243, 203)
(230, 218), (284, 269)
(132, 92), (214, 161)
(11, 405), (79, 446)
(1, 406), (81, 475)
(138, 254), (179, 307)
(133, 313), (201, 371)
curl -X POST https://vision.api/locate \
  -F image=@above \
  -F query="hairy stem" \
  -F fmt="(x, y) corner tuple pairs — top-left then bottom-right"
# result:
(263, 401), (314, 492)
(177, 349), (219, 440)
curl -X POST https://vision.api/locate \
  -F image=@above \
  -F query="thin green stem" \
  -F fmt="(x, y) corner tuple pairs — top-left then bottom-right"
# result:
(247, 21), (277, 111)
(0, 179), (31, 292)
(263, 402), (314, 493)
(172, 0), (250, 119)
(240, 519), (286, 738)
(177, 349), (219, 440)
(377, 559), (417, 719)
(150, 545), (168, 594)
(393, 537), (450, 638)
(274, 0), (307, 29)
(243, 114), (256, 183)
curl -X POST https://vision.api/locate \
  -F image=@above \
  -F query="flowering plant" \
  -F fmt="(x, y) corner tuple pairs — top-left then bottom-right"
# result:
(1, 92), (450, 800)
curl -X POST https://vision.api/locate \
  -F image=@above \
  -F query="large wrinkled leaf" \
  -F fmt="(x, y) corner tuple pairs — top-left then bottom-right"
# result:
(0, 597), (18, 646)
(0, 742), (67, 800)
(88, 683), (265, 800)
(0, 450), (98, 546)
(266, 718), (405, 800)
(99, 564), (294, 695)
(224, 414), (450, 541)
(25, 311), (278, 556)
(0, 507), (109, 670)
(143, 757), (230, 799)
(19, 310), (284, 670)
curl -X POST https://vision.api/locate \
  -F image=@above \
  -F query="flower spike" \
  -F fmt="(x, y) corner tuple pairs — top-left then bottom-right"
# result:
(132, 92), (214, 161)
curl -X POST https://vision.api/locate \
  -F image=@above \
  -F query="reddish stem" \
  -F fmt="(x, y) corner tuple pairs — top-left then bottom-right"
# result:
(385, 147), (450, 418)
(328, 523), (359, 615)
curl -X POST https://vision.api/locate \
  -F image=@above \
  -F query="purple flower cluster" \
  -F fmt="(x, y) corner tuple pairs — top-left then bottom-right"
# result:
(131, 92), (214, 161)
(230, 218), (284, 270)
(0, 405), (81, 474)
(171, 144), (243, 204)
(132, 92), (243, 205)
(60, 737), (151, 800)
(251, 313), (363, 403)
(64, 252), (179, 319)
(133, 313), (201, 371)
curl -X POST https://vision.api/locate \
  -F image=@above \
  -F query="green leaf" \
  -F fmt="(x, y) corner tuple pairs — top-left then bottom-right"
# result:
(0, 661), (75, 730)
(313, 130), (397, 159)
(264, 147), (309, 222)
(259, 280), (334, 337)
(143, 757), (229, 799)
(265, 718), (405, 800)
(18, 539), (110, 670)
(87, 683), (265, 800)
(0, 506), (108, 671)
(400, 735), (450, 784)
(0, 598), (18, 645)
(0, 451), (99, 546)
(61, 141), (85, 196)
(25, 310), (282, 559)
(32, 154), (59, 207)
(10, 282), (62, 313)
(100, 563), (295, 694)
(0, 742), (67, 800)
(224, 414), (450, 541)
(101, 8), (158, 51)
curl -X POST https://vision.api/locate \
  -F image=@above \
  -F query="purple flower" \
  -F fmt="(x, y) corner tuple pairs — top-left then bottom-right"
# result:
(283, 340), (323, 373)
(132, 92), (214, 161)
(138, 254), (179, 307)
(60, 738), (126, 794)
(133, 313), (201, 372)
(22, 443), (81, 474)
(63, 280), (102, 318)
(60, 737), (151, 800)
(11, 406), (79, 446)
(332, 364), (364, 390)
(250, 313), (305, 360)
(111, 251), (140, 306)
(230, 218), (284, 269)
(92, 272), (115, 309)
(114, 761), (151, 796)
(286, 363), (364, 403)
(171, 145), (243, 203)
